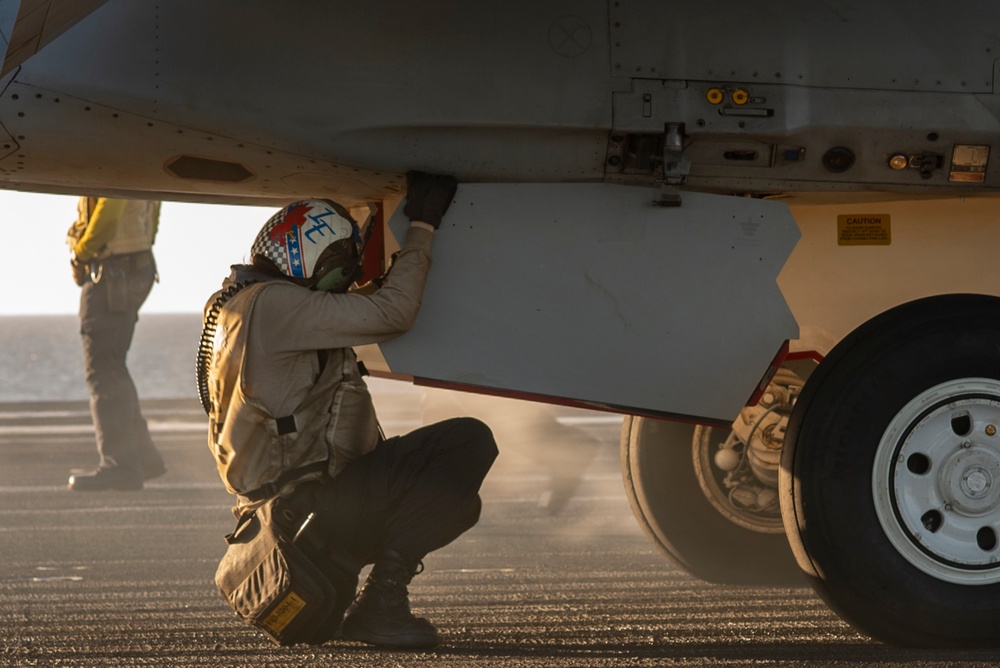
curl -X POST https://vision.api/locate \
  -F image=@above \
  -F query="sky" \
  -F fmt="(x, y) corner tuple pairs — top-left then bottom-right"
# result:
(0, 191), (274, 315)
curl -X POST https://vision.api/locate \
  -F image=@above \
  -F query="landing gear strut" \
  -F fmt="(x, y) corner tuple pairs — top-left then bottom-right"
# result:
(621, 368), (806, 586)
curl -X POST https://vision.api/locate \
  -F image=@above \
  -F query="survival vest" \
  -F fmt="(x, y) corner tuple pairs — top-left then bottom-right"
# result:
(200, 281), (380, 515)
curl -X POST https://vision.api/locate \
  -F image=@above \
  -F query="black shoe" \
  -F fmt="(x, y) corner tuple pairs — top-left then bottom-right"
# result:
(68, 467), (143, 492)
(142, 460), (167, 481)
(141, 446), (167, 480)
(340, 550), (441, 649)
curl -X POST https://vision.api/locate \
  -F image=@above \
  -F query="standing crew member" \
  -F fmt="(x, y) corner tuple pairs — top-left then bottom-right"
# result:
(200, 172), (497, 648)
(67, 197), (166, 491)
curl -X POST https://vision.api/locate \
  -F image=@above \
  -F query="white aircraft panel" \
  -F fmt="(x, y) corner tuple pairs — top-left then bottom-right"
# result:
(379, 184), (799, 423)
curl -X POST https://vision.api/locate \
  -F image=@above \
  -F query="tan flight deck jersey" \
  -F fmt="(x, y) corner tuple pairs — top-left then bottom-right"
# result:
(205, 226), (433, 517)
(70, 197), (160, 260)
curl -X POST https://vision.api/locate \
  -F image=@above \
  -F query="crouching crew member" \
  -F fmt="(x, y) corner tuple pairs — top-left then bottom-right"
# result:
(200, 173), (497, 648)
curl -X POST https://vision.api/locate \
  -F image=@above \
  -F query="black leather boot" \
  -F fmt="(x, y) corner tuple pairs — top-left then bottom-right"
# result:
(339, 549), (441, 648)
(68, 466), (143, 491)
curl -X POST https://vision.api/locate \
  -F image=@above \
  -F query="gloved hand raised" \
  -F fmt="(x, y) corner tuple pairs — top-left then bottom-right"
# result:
(403, 171), (458, 229)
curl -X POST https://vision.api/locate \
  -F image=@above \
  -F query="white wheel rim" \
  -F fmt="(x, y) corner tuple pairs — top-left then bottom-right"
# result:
(873, 378), (1000, 584)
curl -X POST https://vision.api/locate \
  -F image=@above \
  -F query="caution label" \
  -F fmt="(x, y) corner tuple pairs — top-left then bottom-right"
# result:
(837, 214), (891, 246)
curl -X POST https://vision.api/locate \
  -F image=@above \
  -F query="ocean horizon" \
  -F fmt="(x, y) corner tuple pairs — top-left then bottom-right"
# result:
(0, 312), (203, 403)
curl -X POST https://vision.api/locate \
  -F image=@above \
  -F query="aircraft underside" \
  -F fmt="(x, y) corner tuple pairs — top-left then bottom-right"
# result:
(1, 0), (1000, 648)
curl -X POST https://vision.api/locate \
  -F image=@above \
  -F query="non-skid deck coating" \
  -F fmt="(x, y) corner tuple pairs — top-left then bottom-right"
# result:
(1, 395), (997, 667)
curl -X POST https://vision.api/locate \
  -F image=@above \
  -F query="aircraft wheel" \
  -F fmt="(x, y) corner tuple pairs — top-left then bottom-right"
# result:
(621, 415), (802, 585)
(780, 294), (1000, 647)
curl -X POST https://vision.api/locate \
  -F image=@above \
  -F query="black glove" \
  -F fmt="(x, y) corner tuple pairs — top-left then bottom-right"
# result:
(403, 171), (458, 229)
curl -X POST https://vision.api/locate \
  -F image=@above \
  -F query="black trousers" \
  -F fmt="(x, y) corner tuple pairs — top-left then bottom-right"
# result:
(273, 417), (497, 636)
(284, 416), (497, 566)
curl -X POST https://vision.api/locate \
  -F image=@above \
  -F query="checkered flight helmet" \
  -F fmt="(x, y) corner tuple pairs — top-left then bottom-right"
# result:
(250, 199), (364, 292)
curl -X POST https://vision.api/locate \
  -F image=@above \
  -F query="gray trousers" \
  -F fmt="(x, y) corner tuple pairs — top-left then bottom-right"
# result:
(79, 250), (162, 475)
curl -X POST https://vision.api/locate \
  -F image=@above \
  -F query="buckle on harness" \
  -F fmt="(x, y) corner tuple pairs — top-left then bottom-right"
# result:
(240, 460), (328, 504)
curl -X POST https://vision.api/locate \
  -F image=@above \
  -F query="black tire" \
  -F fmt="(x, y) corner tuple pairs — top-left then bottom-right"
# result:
(621, 415), (803, 586)
(780, 294), (1000, 647)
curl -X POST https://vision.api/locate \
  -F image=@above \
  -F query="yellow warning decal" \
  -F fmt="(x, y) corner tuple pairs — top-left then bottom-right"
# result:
(837, 214), (891, 246)
(262, 591), (306, 634)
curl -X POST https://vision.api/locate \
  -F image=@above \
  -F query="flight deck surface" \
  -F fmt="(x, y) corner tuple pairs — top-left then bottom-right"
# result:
(1, 396), (995, 667)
